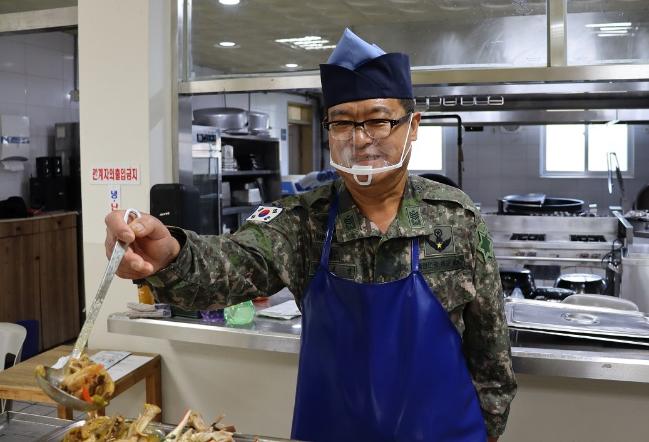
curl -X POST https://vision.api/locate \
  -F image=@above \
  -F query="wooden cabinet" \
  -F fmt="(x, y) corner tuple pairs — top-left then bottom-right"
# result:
(0, 213), (80, 351)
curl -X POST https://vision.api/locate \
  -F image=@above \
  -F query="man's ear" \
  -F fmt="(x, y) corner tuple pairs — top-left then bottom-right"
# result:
(410, 112), (422, 141)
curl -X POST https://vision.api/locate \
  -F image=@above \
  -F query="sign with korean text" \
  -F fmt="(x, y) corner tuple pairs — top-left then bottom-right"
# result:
(90, 165), (140, 185)
(109, 185), (121, 211)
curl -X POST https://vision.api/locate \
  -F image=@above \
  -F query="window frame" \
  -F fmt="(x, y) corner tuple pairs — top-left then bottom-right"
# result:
(540, 124), (635, 178)
(407, 124), (446, 175)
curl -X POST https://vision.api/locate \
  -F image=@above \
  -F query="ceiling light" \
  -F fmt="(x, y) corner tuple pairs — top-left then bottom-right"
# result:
(598, 29), (628, 33)
(219, 0), (240, 5)
(275, 36), (336, 51)
(285, 63), (299, 68)
(218, 41), (236, 47)
(585, 22), (632, 28)
(599, 26), (631, 32)
(597, 33), (628, 37)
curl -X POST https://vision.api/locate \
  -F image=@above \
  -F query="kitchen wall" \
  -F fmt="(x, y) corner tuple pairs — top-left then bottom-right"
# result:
(191, 92), (317, 176)
(0, 31), (78, 201)
(441, 124), (649, 212)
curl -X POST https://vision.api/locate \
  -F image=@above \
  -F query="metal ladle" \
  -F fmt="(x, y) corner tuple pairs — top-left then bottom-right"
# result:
(35, 208), (142, 411)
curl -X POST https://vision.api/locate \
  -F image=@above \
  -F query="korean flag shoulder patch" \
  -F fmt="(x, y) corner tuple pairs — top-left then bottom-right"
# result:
(246, 206), (284, 223)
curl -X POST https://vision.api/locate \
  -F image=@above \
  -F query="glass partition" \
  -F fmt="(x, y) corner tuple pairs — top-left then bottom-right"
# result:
(567, 0), (649, 65)
(188, 0), (548, 79)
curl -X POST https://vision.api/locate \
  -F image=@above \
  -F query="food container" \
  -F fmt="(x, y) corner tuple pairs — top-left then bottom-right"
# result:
(555, 273), (606, 295)
(505, 298), (649, 339)
(247, 111), (270, 132)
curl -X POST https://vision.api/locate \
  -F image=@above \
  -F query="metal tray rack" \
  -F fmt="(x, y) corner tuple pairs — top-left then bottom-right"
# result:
(0, 411), (71, 441)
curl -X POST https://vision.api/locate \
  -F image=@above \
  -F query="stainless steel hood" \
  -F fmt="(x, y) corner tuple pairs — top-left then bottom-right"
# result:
(415, 80), (649, 125)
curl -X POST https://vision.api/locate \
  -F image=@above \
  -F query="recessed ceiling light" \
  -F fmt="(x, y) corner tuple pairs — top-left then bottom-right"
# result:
(285, 63), (299, 68)
(219, 0), (240, 5)
(218, 41), (236, 47)
(275, 36), (336, 51)
(585, 22), (632, 28)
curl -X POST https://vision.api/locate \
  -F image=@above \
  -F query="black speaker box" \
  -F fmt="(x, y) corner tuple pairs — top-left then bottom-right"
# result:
(30, 177), (68, 211)
(150, 183), (200, 232)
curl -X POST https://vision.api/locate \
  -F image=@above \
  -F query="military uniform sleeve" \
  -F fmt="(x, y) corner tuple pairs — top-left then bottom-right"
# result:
(462, 211), (517, 437)
(144, 200), (309, 311)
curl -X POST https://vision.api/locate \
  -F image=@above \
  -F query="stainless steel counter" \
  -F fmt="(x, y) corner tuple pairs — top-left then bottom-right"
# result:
(107, 291), (649, 384)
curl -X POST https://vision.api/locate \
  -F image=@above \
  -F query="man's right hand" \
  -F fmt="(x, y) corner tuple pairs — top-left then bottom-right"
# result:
(104, 210), (181, 279)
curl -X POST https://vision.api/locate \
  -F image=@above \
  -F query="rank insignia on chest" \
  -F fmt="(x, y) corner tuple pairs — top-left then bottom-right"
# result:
(424, 226), (455, 255)
(247, 206), (283, 223)
(405, 206), (423, 228)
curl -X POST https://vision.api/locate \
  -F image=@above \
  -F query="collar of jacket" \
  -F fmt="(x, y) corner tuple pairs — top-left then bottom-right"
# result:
(331, 175), (475, 243)
(297, 176), (479, 243)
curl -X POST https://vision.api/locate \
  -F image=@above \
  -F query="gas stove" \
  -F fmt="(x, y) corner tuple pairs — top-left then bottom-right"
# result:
(483, 213), (631, 296)
(486, 215), (619, 256)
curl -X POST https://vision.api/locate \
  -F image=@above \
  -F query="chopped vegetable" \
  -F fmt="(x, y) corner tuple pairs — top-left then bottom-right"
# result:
(81, 386), (92, 403)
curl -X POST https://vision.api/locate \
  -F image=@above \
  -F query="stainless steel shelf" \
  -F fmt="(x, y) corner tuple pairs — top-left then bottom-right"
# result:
(108, 291), (649, 384)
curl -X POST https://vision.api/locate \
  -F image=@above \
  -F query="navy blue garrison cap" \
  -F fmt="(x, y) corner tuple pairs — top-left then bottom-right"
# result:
(320, 28), (413, 109)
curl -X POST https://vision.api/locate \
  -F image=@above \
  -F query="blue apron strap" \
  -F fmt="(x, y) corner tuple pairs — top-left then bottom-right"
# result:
(411, 237), (420, 273)
(320, 190), (339, 270)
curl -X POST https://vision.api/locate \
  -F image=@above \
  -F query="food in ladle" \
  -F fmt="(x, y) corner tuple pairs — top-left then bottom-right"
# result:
(36, 354), (115, 407)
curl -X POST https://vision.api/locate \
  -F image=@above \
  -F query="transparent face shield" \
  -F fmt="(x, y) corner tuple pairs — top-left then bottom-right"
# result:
(327, 113), (413, 186)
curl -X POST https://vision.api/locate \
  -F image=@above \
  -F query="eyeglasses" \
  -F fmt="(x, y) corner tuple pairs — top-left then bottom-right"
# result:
(323, 113), (412, 141)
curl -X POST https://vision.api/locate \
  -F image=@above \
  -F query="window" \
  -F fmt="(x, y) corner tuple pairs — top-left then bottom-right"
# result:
(408, 125), (444, 172)
(541, 124), (633, 177)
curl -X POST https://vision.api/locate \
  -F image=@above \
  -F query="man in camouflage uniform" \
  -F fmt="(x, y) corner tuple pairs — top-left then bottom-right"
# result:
(106, 29), (515, 442)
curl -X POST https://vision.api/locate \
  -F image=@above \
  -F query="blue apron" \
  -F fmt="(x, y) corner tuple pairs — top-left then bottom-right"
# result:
(291, 192), (487, 442)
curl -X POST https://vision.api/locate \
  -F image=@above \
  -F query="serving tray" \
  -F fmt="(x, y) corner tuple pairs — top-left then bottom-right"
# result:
(37, 418), (302, 442)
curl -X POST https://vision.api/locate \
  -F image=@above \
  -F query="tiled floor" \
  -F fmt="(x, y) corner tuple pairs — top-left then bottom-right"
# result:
(7, 400), (86, 420)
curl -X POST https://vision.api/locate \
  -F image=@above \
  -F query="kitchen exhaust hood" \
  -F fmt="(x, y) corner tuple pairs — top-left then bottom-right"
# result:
(415, 80), (649, 125)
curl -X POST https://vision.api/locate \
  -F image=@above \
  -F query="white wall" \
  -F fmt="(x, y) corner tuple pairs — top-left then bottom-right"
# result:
(78, 0), (173, 418)
(441, 125), (649, 211)
(0, 31), (77, 200)
(192, 92), (315, 175)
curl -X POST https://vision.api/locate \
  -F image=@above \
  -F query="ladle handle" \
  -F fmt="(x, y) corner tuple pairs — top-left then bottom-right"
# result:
(71, 209), (142, 359)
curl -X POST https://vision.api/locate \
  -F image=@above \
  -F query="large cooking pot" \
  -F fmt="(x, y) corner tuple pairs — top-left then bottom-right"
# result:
(247, 111), (270, 133)
(499, 194), (584, 215)
(555, 273), (607, 295)
(193, 107), (248, 131)
(499, 268), (536, 298)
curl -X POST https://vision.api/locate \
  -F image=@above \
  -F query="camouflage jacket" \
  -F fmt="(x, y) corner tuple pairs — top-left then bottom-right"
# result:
(146, 175), (517, 437)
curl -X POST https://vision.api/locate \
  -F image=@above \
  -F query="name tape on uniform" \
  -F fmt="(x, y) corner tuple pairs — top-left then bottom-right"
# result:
(247, 206), (283, 223)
